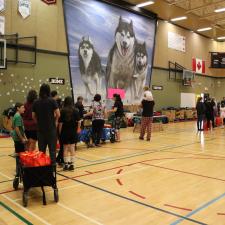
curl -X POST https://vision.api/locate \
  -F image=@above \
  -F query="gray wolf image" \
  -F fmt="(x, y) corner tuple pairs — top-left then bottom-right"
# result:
(79, 36), (103, 98)
(106, 16), (136, 90)
(133, 41), (148, 99)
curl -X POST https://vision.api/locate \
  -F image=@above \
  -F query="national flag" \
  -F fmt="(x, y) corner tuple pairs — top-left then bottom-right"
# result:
(192, 58), (205, 74)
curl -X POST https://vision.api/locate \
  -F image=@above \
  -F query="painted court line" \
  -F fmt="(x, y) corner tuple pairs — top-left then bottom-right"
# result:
(141, 163), (225, 182)
(2, 194), (52, 225)
(76, 138), (217, 169)
(0, 171), (13, 180)
(170, 192), (225, 225)
(164, 204), (192, 212)
(0, 201), (33, 225)
(57, 203), (104, 225)
(58, 173), (206, 225)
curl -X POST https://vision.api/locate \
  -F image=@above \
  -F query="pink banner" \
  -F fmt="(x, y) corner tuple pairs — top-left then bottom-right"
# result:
(107, 88), (125, 99)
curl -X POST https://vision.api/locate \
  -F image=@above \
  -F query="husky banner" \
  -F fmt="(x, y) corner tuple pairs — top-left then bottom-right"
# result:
(64, 0), (156, 104)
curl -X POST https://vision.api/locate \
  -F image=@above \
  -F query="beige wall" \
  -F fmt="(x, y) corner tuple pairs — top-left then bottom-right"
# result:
(154, 20), (225, 77)
(1, 0), (67, 52)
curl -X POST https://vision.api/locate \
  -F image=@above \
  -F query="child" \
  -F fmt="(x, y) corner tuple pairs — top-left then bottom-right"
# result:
(58, 97), (80, 171)
(11, 103), (27, 178)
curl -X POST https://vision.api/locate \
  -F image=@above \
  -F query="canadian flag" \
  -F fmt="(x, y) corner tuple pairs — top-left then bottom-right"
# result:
(192, 58), (205, 74)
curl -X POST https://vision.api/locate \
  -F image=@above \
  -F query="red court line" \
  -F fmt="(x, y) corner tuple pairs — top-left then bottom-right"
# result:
(129, 191), (146, 199)
(116, 179), (123, 186)
(85, 171), (93, 174)
(60, 157), (225, 182)
(164, 204), (192, 212)
(117, 169), (123, 174)
(141, 162), (225, 182)
(167, 150), (225, 160)
(217, 213), (225, 216)
(2, 156), (225, 195)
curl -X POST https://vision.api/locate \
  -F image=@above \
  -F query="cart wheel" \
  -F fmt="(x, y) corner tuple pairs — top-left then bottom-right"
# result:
(13, 177), (19, 190)
(54, 189), (59, 203)
(23, 192), (28, 207)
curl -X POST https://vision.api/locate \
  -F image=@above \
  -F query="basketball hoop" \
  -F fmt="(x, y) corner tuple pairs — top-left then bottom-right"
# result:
(183, 70), (195, 87)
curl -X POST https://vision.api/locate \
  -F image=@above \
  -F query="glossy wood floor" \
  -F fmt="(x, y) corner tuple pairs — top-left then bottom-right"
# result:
(0, 122), (225, 225)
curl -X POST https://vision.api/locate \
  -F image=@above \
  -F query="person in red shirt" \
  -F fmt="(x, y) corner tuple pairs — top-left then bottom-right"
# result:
(23, 90), (38, 150)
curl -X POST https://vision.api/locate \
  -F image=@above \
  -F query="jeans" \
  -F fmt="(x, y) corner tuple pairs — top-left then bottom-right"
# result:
(37, 129), (57, 164)
(92, 119), (105, 145)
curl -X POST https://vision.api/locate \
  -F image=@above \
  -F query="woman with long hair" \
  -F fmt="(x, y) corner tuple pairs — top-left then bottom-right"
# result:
(23, 90), (38, 150)
(58, 96), (80, 170)
(32, 84), (60, 164)
(109, 94), (124, 142)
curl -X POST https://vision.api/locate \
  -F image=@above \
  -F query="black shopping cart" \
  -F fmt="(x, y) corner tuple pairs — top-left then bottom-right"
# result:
(13, 161), (58, 207)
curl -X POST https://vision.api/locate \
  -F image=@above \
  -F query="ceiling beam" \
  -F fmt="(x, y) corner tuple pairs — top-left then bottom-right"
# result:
(200, 11), (225, 19)
(169, 0), (188, 5)
(186, 0), (225, 13)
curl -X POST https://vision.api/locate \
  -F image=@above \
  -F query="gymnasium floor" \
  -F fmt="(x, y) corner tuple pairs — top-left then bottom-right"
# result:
(0, 122), (225, 225)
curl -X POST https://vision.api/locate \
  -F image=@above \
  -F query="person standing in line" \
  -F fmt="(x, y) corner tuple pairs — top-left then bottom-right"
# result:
(205, 98), (214, 129)
(58, 96), (80, 171)
(108, 94), (124, 142)
(139, 93), (155, 141)
(86, 94), (105, 147)
(23, 90), (38, 150)
(32, 84), (60, 165)
(196, 97), (205, 131)
(11, 103), (27, 178)
(75, 96), (85, 119)
(51, 90), (59, 102)
(220, 102), (225, 128)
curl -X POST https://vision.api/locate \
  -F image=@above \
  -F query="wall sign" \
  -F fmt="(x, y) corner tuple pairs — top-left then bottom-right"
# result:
(18, 0), (31, 19)
(168, 31), (186, 52)
(42, 0), (56, 4)
(49, 78), (65, 85)
(0, 0), (5, 12)
(152, 85), (163, 90)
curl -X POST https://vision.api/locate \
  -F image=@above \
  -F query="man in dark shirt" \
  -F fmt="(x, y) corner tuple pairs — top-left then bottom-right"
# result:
(75, 96), (84, 119)
(32, 84), (60, 164)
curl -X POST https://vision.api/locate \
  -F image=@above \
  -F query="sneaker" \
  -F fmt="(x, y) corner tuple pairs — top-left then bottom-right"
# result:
(139, 137), (144, 140)
(95, 144), (101, 147)
(63, 164), (68, 171)
(68, 164), (74, 171)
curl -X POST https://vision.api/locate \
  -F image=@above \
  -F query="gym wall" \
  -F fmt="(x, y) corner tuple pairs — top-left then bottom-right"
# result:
(0, 0), (71, 124)
(0, 0), (224, 123)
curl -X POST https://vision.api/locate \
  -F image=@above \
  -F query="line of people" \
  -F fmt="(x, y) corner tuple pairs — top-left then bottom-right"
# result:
(11, 84), (126, 172)
(196, 97), (225, 131)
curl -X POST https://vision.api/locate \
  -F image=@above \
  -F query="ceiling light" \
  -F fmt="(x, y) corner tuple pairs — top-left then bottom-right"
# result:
(197, 27), (212, 32)
(214, 7), (225, 13)
(171, 16), (187, 22)
(136, 1), (154, 8)
(217, 36), (225, 40)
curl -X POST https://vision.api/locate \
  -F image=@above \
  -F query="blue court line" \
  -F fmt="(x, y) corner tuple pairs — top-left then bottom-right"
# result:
(76, 138), (216, 169)
(57, 172), (206, 225)
(170, 192), (225, 225)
